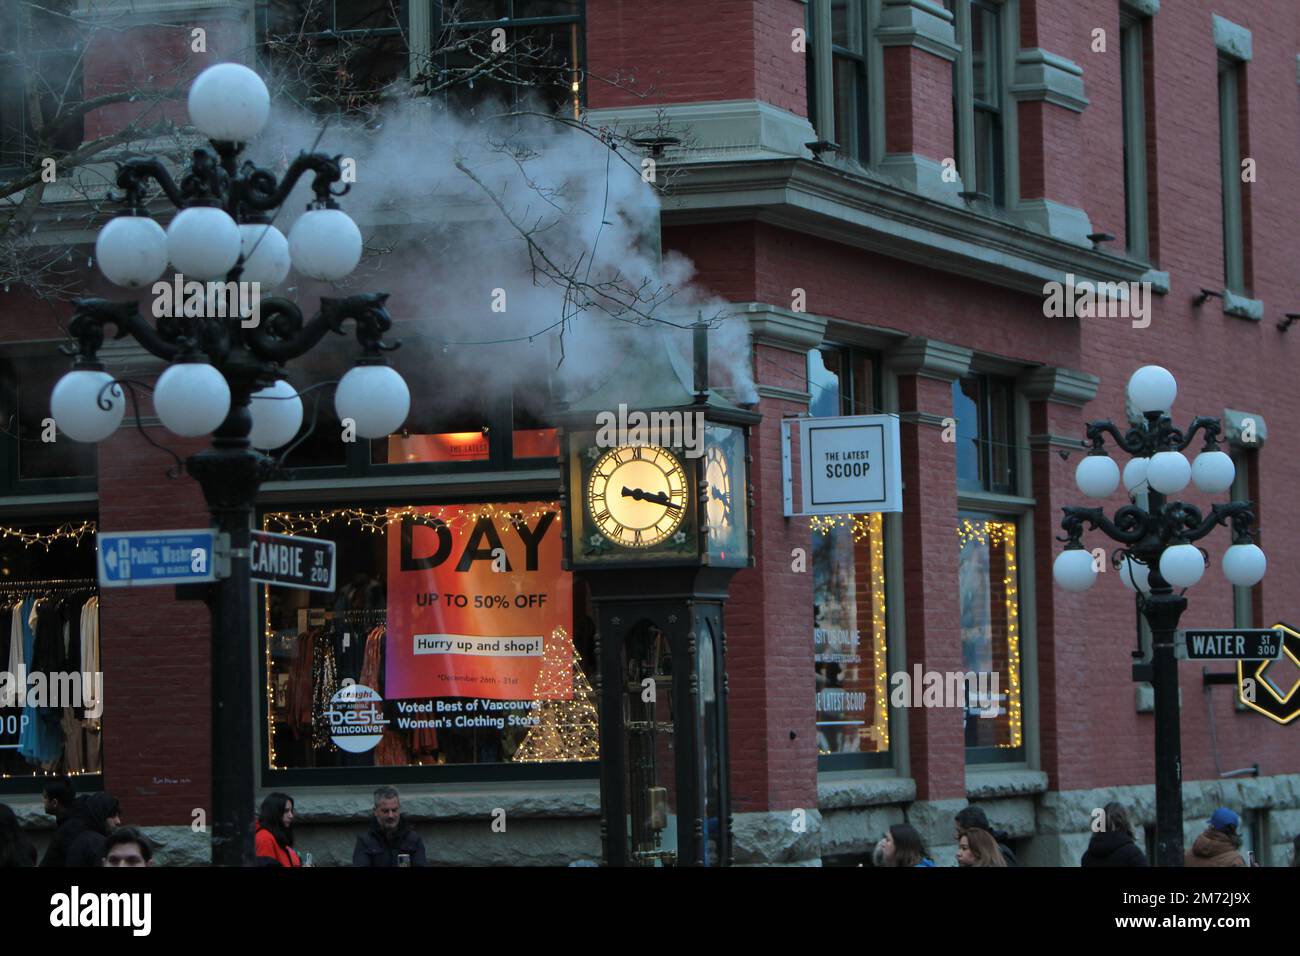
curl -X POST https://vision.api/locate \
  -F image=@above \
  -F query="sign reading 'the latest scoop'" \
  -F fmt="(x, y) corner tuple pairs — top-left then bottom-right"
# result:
(799, 415), (902, 515)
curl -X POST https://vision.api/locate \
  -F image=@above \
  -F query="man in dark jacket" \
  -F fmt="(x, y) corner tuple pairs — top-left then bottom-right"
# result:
(64, 793), (121, 867)
(38, 779), (78, 867)
(353, 787), (427, 867)
(955, 805), (1020, 867)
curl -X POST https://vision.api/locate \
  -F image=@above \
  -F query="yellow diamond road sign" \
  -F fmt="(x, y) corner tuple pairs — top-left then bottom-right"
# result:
(1238, 623), (1300, 724)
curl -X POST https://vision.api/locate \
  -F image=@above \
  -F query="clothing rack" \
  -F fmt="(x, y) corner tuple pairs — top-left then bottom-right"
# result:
(329, 609), (387, 622)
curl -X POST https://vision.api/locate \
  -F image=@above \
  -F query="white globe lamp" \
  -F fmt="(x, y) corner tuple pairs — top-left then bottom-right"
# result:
(1159, 544), (1205, 589)
(50, 369), (125, 442)
(248, 379), (304, 449)
(154, 362), (231, 437)
(289, 208), (363, 281)
(1122, 457), (1149, 493)
(167, 207), (242, 280)
(1146, 451), (1191, 494)
(335, 364), (409, 439)
(187, 62), (270, 143)
(237, 223), (291, 289)
(1075, 454), (1120, 498)
(1191, 450), (1235, 494)
(1222, 544), (1266, 587)
(1117, 555), (1151, 594)
(1053, 549), (1098, 592)
(1127, 365), (1177, 415)
(95, 215), (168, 288)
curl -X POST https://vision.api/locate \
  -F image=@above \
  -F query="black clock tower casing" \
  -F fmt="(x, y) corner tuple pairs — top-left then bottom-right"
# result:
(555, 324), (759, 866)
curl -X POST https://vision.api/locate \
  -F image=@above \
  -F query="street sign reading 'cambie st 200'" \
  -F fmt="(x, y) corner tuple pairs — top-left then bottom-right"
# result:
(250, 530), (336, 592)
(1183, 628), (1283, 661)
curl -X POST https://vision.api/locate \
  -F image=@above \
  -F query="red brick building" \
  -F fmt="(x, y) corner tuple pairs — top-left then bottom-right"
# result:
(1, 0), (1297, 865)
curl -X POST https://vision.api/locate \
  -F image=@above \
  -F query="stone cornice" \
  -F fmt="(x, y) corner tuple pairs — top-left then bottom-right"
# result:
(1010, 48), (1089, 113)
(656, 157), (1149, 296)
(876, 0), (960, 61)
(888, 336), (973, 382)
(1018, 366), (1100, 407)
(1213, 15), (1252, 62)
(756, 383), (813, 405)
(737, 302), (829, 353)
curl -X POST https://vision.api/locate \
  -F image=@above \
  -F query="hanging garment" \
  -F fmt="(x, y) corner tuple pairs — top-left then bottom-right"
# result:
(310, 633), (339, 750)
(286, 631), (315, 738)
(18, 598), (63, 765)
(0, 600), (14, 708)
(7, 598), (24, 693)
(79, 595), (102, 771)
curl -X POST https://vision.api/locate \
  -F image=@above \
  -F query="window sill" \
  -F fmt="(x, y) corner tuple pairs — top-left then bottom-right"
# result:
(817, 770), (916, 810)
(1222, 290), (1263, 321)
(965, 767), (1048, 799)
(258, 778), (601, 822)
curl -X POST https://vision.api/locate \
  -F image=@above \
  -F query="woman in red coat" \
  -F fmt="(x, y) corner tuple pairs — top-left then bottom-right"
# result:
(255, 792), (303, 867)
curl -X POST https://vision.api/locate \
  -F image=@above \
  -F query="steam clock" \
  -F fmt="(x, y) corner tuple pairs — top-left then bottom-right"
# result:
(558, 324), (758, 866)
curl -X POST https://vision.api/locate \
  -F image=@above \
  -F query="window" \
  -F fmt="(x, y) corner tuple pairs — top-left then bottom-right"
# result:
(1120, 8), (1150, 260)
(437, 0), (585, 119)
(261, 500), (597, 778)
(270, 330), (558, 476)
(957, 515), (1023, 759)
(0, 347), (98, 494)
(1217, 55), (1247, 294)
(953, 374), (1015, 495)
(808, 347), (889, 768)
(0, 0), (84, 171)
(806, 0), (873, 163)
(259, 0), (409, 119)
(0, 518), (102, 789)
(948, 0), (1007, 205)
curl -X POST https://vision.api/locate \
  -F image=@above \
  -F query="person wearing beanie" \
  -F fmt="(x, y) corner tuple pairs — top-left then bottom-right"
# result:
(1185, 807), (1247, 867)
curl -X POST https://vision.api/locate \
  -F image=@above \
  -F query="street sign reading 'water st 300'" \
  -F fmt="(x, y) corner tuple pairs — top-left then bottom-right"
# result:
(97, 529), (220, 588)
(1183, 628), (1283, 661)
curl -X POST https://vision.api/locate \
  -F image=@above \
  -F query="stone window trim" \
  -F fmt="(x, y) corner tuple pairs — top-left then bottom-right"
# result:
(806, 0), (887, 169)
(1119, 8), (1152, 263)
(1212, 14), (1253, 63)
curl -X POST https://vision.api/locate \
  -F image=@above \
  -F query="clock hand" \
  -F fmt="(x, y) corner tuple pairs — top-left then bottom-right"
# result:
(621, 486), (683, 512)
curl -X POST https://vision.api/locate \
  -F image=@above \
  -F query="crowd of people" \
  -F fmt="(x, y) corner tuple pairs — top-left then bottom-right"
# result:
(0, 779), (427, 867)
(1, 781), (1293, 867)
(870, 801), (1285, 868)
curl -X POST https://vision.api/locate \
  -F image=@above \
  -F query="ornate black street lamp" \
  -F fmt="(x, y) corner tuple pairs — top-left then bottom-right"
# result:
(1052, 365), (1266, 868)
(48, 63), (411, 866)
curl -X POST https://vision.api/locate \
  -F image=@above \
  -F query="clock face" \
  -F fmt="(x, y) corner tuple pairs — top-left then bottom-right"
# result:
(586, 445), (688, 548)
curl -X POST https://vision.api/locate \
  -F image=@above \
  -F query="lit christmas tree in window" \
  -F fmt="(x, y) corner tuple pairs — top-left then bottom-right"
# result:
(513, 626), (600, 762)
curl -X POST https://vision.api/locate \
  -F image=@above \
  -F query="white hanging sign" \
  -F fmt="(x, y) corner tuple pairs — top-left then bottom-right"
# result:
(782, 414), (903, 516)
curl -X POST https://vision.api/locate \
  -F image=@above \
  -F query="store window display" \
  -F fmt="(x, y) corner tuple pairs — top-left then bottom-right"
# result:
(262, 502), (597, 772)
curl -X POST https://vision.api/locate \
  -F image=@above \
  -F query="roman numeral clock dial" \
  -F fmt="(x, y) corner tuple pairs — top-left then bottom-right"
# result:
(586, 445), (688, 548)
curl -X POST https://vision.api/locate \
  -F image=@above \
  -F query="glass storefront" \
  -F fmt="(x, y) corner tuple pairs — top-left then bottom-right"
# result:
(261, 502), (598, 772)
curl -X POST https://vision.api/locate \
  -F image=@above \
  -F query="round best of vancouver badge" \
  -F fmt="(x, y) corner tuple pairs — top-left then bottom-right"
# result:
(326, 681), (388, 753)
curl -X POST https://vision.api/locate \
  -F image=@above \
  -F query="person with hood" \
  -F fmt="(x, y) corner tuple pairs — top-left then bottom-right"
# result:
(0, 803), (37, 866)
(872, 823), (935, 868)
(255, 792), (303, 867)
(955, 805), (1019, 866)
(64, 793), (121, 867)
(1081, 801), (1149, 867)
(353, 786), (427, 867)
(1185, 807), (1247, 867)
(39, 781), (80, 867)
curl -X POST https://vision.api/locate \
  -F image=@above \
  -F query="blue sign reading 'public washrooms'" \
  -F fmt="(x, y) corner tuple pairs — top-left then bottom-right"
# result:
(97, 529), (219, 588)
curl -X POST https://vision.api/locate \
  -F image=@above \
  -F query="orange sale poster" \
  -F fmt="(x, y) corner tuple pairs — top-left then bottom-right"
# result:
(384, 504), (572, 701)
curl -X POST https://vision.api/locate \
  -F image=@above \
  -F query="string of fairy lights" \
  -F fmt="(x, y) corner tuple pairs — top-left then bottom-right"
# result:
(0, 520), (97, 552)
(955, 517), (1023, 749)
(264, 504), (561, 538)
(811, 513), (889, 752)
